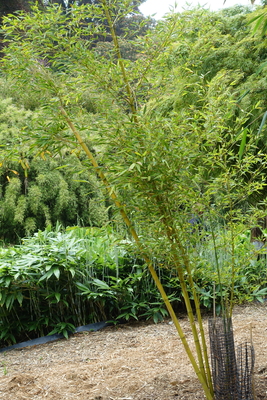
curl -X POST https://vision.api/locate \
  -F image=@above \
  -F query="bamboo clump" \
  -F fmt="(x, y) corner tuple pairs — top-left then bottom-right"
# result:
(58, 2), (215, 398)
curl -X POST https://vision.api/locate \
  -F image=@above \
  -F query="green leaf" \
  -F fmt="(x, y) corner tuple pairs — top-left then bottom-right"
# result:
(5, 294), (15, 310)
(16, 292), (24, 306)
(55, 292), (61, 302)
(238, 128), (247, 161)
(256, 61), (267, 74)
(91, 278), (111, 290)
(53, 268), (60, 279)
(62, 329), (69, 339)
(75, 282), (90, 293)
(48, 328), (58, 336)
(39, 269), (55, 281)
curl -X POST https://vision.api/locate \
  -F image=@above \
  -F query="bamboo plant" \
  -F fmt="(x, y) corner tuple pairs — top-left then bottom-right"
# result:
(2, 2), (267, 399)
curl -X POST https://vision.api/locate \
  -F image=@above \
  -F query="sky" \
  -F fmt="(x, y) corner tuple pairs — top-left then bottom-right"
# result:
(139, 0), (262, 19)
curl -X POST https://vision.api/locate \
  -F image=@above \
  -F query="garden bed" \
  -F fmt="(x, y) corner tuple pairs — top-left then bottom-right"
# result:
(1, 303), (267, 400)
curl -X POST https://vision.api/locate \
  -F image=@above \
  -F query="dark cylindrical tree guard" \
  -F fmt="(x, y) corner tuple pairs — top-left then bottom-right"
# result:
(236, 342), (255, 400)
(209, 318), (255, 400)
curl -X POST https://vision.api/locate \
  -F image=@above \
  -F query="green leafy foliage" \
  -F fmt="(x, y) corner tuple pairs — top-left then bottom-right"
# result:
(2, 3), (267, 397)
(0, 225), (182, 347)
(1, 1), (267, 313)
(0, 95), (109, 241)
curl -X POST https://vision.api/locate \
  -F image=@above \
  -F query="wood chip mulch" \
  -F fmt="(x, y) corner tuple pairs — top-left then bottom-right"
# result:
(1, 303), (267, 399)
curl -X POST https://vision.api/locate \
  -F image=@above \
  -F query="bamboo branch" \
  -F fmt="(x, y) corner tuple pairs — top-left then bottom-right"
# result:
(101, 0), (137, 118)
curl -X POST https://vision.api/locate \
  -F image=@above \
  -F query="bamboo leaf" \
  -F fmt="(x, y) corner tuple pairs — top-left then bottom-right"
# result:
(91, 278), (111, 290)
(16, 292), (24, 306)
(238, 128), (247, 160)
(53, 268), (60, 279)
(5, 294), (15, 310)
(256, 60), (267, 74)
(55, 292), (61, 302)
(39, 269), (55, 281)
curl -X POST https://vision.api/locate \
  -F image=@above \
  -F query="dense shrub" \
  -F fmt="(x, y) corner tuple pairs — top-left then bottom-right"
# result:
(0, 225), (180, 347)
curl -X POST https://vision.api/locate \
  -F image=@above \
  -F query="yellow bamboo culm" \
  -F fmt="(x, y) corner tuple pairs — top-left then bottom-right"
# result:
(60, 105), (214, 400)
(155, 200), (213, 393)
(99, 1), (213, 390)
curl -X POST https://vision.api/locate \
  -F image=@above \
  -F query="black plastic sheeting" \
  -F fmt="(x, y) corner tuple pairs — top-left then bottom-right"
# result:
(0, 321), (112, 353)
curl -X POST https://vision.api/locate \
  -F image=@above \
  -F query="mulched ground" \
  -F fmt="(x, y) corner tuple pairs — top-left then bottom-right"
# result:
(1, 303), (267, 399)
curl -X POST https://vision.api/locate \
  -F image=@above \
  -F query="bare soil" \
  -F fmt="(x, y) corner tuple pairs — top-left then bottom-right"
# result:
(1, 303), (267, 400)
